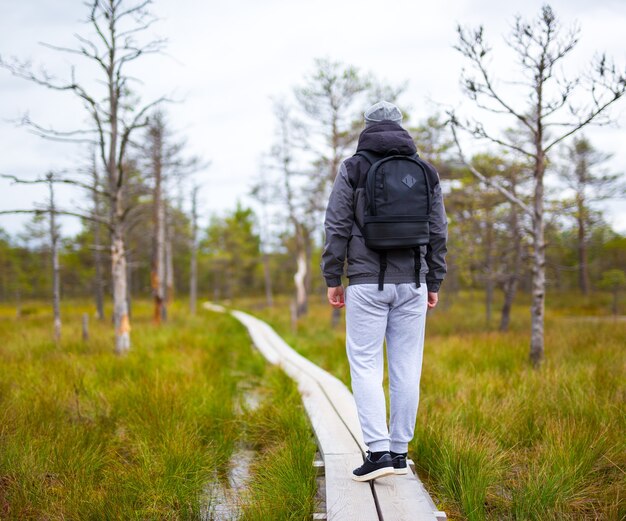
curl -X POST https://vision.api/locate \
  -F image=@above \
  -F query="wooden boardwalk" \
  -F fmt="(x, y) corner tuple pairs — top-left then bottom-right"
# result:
(204, 303), (446, 521)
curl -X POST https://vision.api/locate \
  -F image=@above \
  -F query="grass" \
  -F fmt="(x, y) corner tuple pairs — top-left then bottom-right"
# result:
(0, 299), (317, 520)
(239, 289), (626, 521)
(240, 369), (318, 521)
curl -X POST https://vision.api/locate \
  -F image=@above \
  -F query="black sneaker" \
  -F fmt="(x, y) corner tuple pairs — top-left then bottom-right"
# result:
(390, 451), (408, 475)
(352, 451), (394, 481)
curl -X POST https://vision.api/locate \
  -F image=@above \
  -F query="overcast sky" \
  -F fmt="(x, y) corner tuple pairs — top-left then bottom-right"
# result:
(1, 0), (625, 237)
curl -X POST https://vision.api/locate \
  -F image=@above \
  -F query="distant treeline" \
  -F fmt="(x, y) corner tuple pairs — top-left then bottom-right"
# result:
(1, 140), (623, 306)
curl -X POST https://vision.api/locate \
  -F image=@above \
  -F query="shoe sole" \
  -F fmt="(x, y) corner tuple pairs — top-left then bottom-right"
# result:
(352, 466), (395, 482)
(394, 467), (408, 475)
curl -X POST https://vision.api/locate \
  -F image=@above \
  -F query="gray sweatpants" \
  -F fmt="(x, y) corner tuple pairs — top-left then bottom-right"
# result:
(345, 282), (428, 453)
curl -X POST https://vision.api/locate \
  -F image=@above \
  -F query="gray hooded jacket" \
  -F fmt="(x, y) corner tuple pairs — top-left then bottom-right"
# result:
(320, 120), (448, 292)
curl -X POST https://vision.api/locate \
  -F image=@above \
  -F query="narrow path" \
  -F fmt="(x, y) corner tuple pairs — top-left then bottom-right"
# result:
(204, 303), (447, 521)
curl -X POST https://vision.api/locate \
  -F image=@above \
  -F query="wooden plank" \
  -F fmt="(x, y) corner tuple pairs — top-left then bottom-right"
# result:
(208, 304), (446, 521)
(407, 460), (444, 516)
(324, 454), (379, 521)
(373, 471), (439, 521)
(203, 302), (226, 313)
(230, 311), (359, 455)
(295, 368), (361, 457)
(241, 312), (369, 453)
(228, 310), (378, 521)
(230, 310), (282, 365)
(231, 312), (364, 450)
(315, 374), (368, 453)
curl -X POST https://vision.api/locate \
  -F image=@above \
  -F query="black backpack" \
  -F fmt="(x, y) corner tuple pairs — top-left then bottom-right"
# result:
(350, 150), (438, 290)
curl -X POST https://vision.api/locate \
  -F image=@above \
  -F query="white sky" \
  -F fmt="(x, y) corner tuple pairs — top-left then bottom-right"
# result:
(1, 0), (625, 237)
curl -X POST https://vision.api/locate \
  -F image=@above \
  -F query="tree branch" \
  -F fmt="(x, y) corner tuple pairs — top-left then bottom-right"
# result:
(455, 24), (536, 134)
(449, 119), (534, 216)
(0, 208), (112, 230)
(453, 116), (536, 158)
(117, 95), (170, 188)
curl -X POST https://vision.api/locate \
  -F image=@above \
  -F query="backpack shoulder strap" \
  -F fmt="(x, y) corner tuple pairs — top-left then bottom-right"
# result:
(416, 157), (440, 187)
(348, 150), (380, 189)
(354, 150), (379, 165)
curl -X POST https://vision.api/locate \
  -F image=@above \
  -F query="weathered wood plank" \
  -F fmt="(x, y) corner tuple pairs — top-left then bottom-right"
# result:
(241, 313), (369, 453)
(295, 367), (362, 457)
(228, 310), (378, 520)
(230, 310), (282, 365)
(315, 374), (368, 453)
(208, 304), (445, 521)
(373, 471), (440, 521)
(222, 310), (359, 455)
(324, 454), (379, 521)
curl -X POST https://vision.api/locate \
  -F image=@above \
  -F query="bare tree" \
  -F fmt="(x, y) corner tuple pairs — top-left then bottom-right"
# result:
(250, 167), (275, 308)
(498, 167), (527, 332)
(189, 184), (199, 315)
(0, 0), (168, 354)
(469, 153), (532, 329)
(559, 136), (623, 294)
(144, 113), (167, 323)
(163, 203), (175, 309)
(137, 110), (205, 322)
(0, 172), (66, 342)
(450, 5), (626, 366)
(269, 101), (314, 317)
(295, 58), (372, 189)
(90, 149), (106, 320)
(47, 173), (61, 342)
(294, 58), (372, 325)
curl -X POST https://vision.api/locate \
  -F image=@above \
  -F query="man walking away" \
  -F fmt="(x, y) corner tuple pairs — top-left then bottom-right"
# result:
(320, 101), (448, 481)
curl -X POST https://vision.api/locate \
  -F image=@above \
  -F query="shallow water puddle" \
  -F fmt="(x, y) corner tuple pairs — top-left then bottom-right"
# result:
(202, 384), (261, 520)
(202, 446), (255, 521)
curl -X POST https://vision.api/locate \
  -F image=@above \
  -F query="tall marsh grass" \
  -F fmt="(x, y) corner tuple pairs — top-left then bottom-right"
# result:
(245, 289), (625, 520)
(0, 300), (317, 520)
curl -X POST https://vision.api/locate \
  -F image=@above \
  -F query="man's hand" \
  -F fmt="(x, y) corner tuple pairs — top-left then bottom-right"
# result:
(427, 291), (438, 309)
(327, 286), (345, 309)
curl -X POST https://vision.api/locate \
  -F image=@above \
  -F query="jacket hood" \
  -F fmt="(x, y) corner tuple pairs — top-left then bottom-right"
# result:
(356, 120), (417, 155)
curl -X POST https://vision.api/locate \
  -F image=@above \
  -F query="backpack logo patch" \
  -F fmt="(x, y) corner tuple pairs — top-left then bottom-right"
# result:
(402, 174), (416, 188)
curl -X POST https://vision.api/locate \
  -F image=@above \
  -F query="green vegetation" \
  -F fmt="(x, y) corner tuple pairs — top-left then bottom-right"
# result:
(240, 369), (318, 521)
(248, 290), (626, 520)
(0, 300), (317, 520)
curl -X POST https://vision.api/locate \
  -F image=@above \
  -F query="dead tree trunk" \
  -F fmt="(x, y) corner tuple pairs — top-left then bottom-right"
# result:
(109, 85), (131, 354)
(576, 195), (590, 295)
(529, 150), (547, 366)
(91, 154), (105, 320)
(82, 313), (89, 341)
(250, 169), (274, 308)
(162, 202), (174, 318)
(111, 226), (130, 354)
(150, 125), (166, 324)
(189, 185), (198, 315)
(484, 207), (494, 326)
(273, 102), (312, 317)
(262, 251), (273, 308)
(499, 197), (523, 331)
(293, 60), (370, 328)
(47, 173), (61, 343)
(165, 216), (174, 305)
(293, 224), (310, 317)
